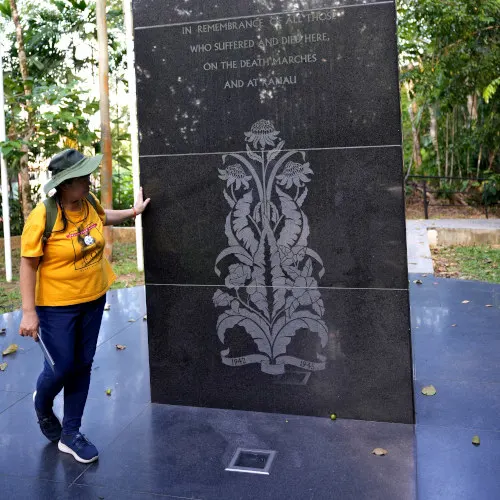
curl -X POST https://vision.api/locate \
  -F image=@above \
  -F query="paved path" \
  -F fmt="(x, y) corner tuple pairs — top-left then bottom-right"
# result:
(406, 219), (500, 275)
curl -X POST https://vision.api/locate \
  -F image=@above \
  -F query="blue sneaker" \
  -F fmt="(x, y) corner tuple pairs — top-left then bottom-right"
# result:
(33, 391), (62, 443)
(58, 432), (99, 463)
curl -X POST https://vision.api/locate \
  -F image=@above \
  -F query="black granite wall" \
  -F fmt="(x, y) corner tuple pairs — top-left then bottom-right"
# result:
(133, 0), (414, 423)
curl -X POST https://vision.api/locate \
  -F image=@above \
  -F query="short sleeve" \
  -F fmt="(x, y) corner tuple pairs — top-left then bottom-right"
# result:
(21, 203), (46, 258)
(88, 192), (106, 224)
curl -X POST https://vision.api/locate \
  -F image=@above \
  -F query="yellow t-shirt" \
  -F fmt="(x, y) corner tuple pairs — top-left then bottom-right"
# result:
(21, 193), (116, 306)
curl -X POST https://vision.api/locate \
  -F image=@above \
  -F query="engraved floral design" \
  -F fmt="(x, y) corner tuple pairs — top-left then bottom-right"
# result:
(276, 161), (313, 189)
(225, 263), (252, 289)
(218, 164), (252, 190)
(214, 120), (328, 375)
(244, 119), (280, 149)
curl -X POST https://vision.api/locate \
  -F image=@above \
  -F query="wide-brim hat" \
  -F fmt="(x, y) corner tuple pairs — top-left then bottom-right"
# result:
(43, 149), (103, 194)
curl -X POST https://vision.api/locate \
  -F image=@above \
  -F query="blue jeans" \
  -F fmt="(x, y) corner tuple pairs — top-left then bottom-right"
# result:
(35, 295), (106, 435)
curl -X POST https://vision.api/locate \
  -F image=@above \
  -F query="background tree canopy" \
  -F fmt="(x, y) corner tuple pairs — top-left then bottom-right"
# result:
(0, 0), (499, 235)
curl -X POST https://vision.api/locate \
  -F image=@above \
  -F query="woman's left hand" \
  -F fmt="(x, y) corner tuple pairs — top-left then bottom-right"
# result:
(134, 187), (151, 215)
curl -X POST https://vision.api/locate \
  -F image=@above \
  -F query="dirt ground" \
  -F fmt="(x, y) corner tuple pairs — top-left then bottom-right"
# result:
(405, 197), (499, 220)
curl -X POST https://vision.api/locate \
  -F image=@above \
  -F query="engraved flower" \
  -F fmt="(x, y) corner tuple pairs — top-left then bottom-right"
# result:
(276, 161), (313, 189)
(225, 264), (252, 289)
(244, 119), (280, 149)
(218, 164), (252, 190)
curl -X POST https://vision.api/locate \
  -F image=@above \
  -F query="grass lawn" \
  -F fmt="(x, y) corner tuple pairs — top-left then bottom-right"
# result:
(0, 243), (144, 314)
(432, 245), (500, 283)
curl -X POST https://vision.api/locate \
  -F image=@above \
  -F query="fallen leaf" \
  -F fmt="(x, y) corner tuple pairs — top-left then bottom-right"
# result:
(422, 274), (428, 277)
(105, 388), (112, 396)
(0, 362), (7, 371)
(421, 385), (437, 396)
(115, 344), (127, 350)
(285, 419), (289, 423)
(485, 305), (493, 308)
(143, 315), (147, 321)
(104, 303), (111, 311)
(330, 413), (337, 421)
(472, 435), (480, 446)
(2, 344), (18, 356)
(413, 280), (423, 285)
(0, 328), (6, 335)
(461, 300), (470, 304)
(372, 448), (388, 456)
(451, 324), (457, 327)
(128, 319), (136, 323)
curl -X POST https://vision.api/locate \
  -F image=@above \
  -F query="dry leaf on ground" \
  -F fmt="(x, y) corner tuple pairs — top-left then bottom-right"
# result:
(105, 389), (112, 396)
(485, 305), (493, 308)
(104, 303), (111, 311)
(115, 344), (127, 350)
(413, 280), (423, 285)
(472, 435), (480, 446)
(451, 324), (457, 327)
(461, 300), (470, 304)
(143, 315), (147, 321)
(372, 448), (388, 456)
(421, 385), (437, 396)
(2, 344), (18, 356)
(0, 362), (7, 371)
(128, 319), (136, 323)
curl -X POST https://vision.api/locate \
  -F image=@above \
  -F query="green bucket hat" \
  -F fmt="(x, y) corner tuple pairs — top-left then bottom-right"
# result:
(43, 149), (103, 194)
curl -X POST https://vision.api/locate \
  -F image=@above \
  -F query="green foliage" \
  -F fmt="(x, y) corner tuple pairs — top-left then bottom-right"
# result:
(1, 0), (130, 220)
(398, 0), (500, 184)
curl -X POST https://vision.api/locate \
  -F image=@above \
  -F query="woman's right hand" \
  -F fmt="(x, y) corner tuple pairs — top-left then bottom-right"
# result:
(19, 310), (39, 341)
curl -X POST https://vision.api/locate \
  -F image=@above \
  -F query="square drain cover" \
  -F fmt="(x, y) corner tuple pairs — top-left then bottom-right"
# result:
(225, 448), (277, 475)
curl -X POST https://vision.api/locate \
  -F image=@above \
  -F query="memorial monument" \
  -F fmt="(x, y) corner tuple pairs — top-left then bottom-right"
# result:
(133, 0), (414, 423)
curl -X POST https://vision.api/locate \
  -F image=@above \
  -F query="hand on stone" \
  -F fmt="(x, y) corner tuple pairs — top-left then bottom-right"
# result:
(134, 187), (151, 215)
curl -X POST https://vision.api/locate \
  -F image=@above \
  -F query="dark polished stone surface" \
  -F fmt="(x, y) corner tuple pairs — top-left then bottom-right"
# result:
(141, 147), (408, 289)
(416, 425), (500, 500)
(146, 284), (413, 422)
(0, 280), (499, 498)
(134, 0), (391, 28)
(135, 3), (401, 155)
(78, 404), (415, 500)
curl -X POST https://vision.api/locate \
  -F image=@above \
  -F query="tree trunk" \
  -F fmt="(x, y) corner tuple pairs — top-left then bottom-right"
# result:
(445, 114), (449, 178)
(488, 149), (496, 171)
(408, 100), (422, 170)
(429, 105), (441, 178)
(10, 0), (33, 220)
(476, 145), (483, 178)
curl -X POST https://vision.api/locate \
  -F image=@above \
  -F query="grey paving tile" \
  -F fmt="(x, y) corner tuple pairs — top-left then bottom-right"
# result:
(416, 425), (500, 500)
(0, 390), (29, 414)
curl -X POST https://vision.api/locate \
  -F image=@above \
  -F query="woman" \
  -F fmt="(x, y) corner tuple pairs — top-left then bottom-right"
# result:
(18, 149), (150, 464)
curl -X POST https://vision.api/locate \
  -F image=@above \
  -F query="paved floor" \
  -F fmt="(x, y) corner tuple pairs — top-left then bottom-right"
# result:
(406, 219), (500, 275)
(0, 278), (499, 499)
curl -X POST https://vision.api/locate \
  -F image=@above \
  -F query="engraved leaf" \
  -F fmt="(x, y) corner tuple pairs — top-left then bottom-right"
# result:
(246, 143), (262, 162)
(249, 226), (271, 319)
(216, 309), (271, 355)
(301, 258), (313, 277)
(213, 289), (233, 308)
(2, 344), (18, 356)
(267, 140), (285, 162)
(272, 313), (328, 357)
(276, 187), (302, 248)
(223, 189), (235, 208)
(233, 190), (258, 255)
(296, 187), (308, 207)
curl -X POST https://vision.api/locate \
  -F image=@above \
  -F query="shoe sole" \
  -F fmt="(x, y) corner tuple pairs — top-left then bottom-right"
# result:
(58, 440), (99, 464)
(33, 391), (61, 443)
